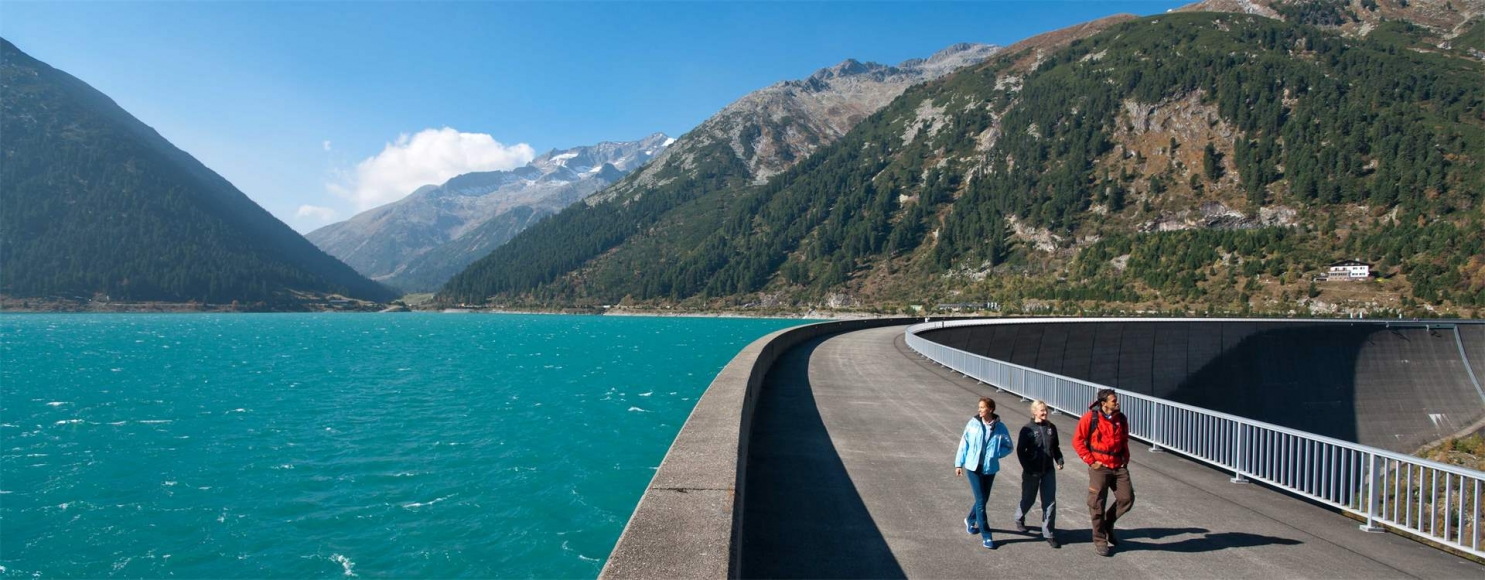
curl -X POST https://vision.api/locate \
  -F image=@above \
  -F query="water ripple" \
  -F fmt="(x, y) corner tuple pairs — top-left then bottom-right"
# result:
(0, 313), (804, 577)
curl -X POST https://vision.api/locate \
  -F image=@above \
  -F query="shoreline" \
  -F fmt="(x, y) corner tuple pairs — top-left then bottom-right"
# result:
(9, 304), (1468, 321)
(10, 298), (1468, 321)
(0, 298), (386, 314)
(477, 307), (877, 320)
(1, 296), (898, 319)
(0, 302), (877, 319)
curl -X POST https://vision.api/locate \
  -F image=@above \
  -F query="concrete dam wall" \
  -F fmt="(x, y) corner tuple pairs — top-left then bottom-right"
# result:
(919, 320), (1485, 453)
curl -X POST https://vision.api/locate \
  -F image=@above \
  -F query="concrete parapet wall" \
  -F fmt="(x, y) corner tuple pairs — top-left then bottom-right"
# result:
(920, 318), (1485, 452)
(599, 318), (923, 579)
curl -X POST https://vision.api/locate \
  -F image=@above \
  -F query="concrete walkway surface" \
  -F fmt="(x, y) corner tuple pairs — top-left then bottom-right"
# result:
(740, 326), (1484, 579)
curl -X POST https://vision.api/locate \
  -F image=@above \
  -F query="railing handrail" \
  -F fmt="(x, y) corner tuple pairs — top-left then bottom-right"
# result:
(905, 318), (1485, 559)
(919, 316), (1485, 327)
(905, 319), (1485, 479)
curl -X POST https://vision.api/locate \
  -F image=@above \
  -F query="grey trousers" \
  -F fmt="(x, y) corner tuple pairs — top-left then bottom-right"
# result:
(1014, 469), (1057, 536)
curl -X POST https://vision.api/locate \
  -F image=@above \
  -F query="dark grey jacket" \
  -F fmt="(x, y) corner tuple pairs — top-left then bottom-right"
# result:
(1016, 420), (1065, 474)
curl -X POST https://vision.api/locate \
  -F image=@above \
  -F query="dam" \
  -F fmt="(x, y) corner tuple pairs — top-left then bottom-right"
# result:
(918, 319), (1485, 453)
(602, 318), (1485, 579)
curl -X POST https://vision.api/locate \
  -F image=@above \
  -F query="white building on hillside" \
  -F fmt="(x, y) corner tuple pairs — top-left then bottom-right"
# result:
(1326, 259), (1371, 281)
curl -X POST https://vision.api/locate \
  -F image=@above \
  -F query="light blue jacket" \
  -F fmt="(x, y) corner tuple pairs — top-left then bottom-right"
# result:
(955, 414), (1013, 474)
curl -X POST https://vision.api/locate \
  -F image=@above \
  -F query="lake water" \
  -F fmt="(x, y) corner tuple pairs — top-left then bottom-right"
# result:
(0, 313), (805, 578)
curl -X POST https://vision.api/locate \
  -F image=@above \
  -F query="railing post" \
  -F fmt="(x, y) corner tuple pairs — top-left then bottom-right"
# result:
(1231, 423), (1249, 484)
(1149, 403), (1164, 453)
(1360, 453), (1384, 533)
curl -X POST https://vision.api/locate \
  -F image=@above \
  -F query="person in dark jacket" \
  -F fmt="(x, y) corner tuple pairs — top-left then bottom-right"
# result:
(1073, 388), (1134, 557)
(1014, 399), (1064, 548)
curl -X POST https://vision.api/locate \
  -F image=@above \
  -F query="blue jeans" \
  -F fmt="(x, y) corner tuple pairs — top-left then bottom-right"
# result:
(964, 469), (997, 541)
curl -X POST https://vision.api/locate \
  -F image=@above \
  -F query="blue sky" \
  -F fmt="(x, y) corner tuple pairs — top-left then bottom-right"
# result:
(2, 1), (1188, 232)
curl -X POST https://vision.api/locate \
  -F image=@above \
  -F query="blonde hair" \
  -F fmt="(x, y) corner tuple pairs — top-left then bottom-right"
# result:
(1029, 400), (1048, 413)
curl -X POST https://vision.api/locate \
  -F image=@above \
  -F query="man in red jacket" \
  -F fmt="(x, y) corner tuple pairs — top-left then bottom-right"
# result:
(1073, 388), (1134, 557)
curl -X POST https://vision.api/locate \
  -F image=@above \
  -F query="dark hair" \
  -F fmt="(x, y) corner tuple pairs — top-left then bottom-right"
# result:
(978, 397), (995, 410)
(1096, 388), (1117, 405)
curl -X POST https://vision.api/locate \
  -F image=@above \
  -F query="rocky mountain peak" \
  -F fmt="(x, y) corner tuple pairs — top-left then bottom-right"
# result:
(527, 132), (670, 175)
(810, 58), (890, 81)
(446, 134), (669, 195)
(925, 42), (987, 63)
(912, 42), (1001, 74)
(307, 132), (671, 290)
(591, 41), (1002, 202)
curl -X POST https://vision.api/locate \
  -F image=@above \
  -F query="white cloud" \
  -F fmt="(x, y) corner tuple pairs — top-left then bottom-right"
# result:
(296, 204), (339, 223)
(323, 140), (332, 151)
(327, 127), (535, 210)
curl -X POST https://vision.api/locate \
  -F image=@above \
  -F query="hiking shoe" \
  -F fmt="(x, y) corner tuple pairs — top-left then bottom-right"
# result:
(1013, 519), (1029, 534)
(964, 517), (979, 535)
(1095, 543), (1110, 557)
(1047, 536), (1061, 549)
(982, 538), (997, 550)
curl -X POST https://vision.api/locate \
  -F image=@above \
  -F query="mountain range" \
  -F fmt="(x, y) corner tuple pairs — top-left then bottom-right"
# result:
(440, 41), (1002, 303)
(306, 133), (672, 292)
(0, 38), (393, 306)
(8, 0), (1482, 315)
(440, 0), (1485, 316)
(313, 42), (1001, 295)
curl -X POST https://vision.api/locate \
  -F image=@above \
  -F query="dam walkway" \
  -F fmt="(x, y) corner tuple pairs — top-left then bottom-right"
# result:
(740, 325), (1482, 578)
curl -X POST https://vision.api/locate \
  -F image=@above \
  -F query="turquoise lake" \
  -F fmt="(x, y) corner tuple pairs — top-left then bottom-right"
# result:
(0, 313), (806, 578)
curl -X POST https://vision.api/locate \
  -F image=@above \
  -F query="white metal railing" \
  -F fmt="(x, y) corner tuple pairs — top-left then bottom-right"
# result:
(905, 319), (1485, 559)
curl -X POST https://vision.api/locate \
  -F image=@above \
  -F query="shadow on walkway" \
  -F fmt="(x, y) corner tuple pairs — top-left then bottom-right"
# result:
(1038, 526), (1302, 553)
(741, 337), (907, 579)
(1122, 530), (1304, 553)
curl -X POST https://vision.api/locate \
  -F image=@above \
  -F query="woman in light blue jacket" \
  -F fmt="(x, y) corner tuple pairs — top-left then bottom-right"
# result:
(955, 396), (1014, 549)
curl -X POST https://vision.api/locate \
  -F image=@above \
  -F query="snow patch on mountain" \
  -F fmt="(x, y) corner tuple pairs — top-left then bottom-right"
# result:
(307, 133), (672, 290)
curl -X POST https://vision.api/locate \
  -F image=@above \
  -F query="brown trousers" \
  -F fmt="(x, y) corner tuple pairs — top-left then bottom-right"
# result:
(1087, 464), (1134, 545)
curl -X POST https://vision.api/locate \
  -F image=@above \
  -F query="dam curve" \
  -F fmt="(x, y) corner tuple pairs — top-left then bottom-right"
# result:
(602, 318), (1484, 579)
(917, 318), (1485, 453)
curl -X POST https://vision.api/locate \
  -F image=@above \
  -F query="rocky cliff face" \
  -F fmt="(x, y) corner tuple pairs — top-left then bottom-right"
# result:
(307, 133), (670, 291)
(1179, 0), (1484, 49)
(589, 42), (1001, 204)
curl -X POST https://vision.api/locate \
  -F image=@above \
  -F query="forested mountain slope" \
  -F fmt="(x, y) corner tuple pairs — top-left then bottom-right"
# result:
(444, 9), (1484, 315)
(438, 42), (1001, 303)
(0, 39), (393, 304)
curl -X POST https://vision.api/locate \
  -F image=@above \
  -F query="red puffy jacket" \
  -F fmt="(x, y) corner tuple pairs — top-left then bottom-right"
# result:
(1073, 402), (1130, 469)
